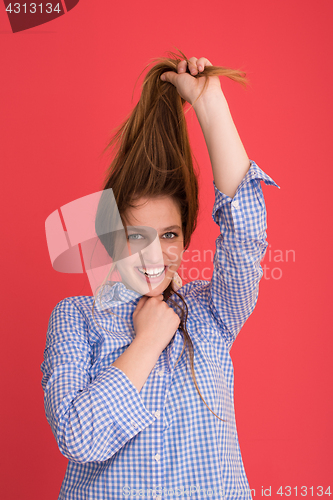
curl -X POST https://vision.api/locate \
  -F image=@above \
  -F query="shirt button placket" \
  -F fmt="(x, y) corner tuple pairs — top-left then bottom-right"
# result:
(151, 358), (166, 494)
(152, 410), (162, 465)
(152, 448), (163, 500)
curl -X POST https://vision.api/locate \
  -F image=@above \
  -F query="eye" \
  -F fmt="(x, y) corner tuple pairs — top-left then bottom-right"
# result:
(162, 232), (178, 239)
(127, 233), (144, 240)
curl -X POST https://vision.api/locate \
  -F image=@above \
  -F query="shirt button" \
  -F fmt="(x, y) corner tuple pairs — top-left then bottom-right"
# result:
(131, 422), (138, 429)
(157, 369), (164, 377)
(231, 199), (239, 208)
(156, 496), (162, 500)
(154, 453), (161, 462)
(154, 410), (161, 418)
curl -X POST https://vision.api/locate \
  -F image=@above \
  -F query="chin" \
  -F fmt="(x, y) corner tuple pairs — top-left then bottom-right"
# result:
(144, 287), (165, 297)
(143, 281), (169, 297)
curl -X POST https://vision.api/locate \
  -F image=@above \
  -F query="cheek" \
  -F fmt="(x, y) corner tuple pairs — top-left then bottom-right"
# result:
(115, 252), (140, 273)
(165, 242), (184, 265)
(113, 235), (143, 263)
(112, 235), (129, 262)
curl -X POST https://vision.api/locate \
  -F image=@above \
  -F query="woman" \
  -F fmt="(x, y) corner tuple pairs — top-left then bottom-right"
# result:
(41, 51), (279, 499)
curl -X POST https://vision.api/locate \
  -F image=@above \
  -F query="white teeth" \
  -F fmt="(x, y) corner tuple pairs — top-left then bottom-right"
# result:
(138, 266), (165, 277)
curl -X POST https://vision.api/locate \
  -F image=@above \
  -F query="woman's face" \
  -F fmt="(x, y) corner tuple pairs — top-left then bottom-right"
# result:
(115, 196), (184, 296)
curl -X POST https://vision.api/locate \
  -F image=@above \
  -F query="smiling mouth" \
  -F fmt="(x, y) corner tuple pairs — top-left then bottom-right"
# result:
(137, 266), (166, 278)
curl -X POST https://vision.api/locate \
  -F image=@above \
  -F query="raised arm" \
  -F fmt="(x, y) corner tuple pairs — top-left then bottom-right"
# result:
(161, 56), (250, 197)
(162, 57), (280, 347)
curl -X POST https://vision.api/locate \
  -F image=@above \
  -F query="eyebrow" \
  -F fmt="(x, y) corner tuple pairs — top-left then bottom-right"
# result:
(161, 225), (182, 231)
(126, 225), (181, 232)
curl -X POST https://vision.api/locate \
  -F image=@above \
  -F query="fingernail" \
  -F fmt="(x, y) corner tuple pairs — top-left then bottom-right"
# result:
(198, 65), (203, 71)
(161, 74), (166, 81)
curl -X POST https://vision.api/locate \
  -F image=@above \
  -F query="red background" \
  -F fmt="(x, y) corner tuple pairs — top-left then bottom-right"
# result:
(1, 1), (332, 498)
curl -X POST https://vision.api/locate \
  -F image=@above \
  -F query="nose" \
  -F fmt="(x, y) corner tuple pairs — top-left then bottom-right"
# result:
(140, 234), (164, 266)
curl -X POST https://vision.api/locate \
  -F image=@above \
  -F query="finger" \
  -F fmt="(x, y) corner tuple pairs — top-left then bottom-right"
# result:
(188, 57), (198, 75)
(197, 57), (213, 72)
(177, 60), (187, 73)
(160, 70), (178, 85)
(133, 295), (148, 313)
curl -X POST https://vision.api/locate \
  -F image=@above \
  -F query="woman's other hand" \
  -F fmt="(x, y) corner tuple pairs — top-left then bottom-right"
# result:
(132, 294), (181, 353)
(160, 56), (222, 105)
(112, 295), (180, 392)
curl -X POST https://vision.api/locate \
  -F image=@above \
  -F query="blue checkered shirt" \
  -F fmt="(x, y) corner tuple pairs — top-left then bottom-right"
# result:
(41, 160), (279, 499)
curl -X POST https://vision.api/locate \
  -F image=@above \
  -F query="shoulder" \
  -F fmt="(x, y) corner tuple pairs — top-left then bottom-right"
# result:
(46, 293), (133, 345)
(47, 295), (98, 339)
(178, 279), (209, 295)
(50, 295), (94, 319)
(46, 294), (113, 350)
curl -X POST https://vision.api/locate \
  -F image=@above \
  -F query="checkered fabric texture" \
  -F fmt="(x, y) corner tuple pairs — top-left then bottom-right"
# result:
(41, 160), (279, 499)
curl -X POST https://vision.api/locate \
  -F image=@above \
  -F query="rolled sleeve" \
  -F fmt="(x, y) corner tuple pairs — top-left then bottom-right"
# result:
(41, 298), (155, 463)
(209, 160), (280, 349)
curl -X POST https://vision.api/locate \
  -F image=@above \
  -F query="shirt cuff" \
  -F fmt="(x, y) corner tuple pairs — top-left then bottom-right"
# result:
(211, 160), (280, 241)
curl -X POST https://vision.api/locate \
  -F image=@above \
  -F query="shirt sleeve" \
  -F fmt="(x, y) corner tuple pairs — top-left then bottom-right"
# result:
(41, 298), (156, 463)
(208, 159), (280, 350)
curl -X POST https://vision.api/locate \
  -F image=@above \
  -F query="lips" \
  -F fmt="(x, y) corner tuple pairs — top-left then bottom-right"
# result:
(135, 265), (167, 283)
(137, 266), (166, 277)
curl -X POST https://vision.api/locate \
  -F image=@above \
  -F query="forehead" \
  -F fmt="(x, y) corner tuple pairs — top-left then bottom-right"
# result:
(124, 196), (181, 228)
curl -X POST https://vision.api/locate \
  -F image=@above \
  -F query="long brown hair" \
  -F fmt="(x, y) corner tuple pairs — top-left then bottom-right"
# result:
(94, 50), (247, 421)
